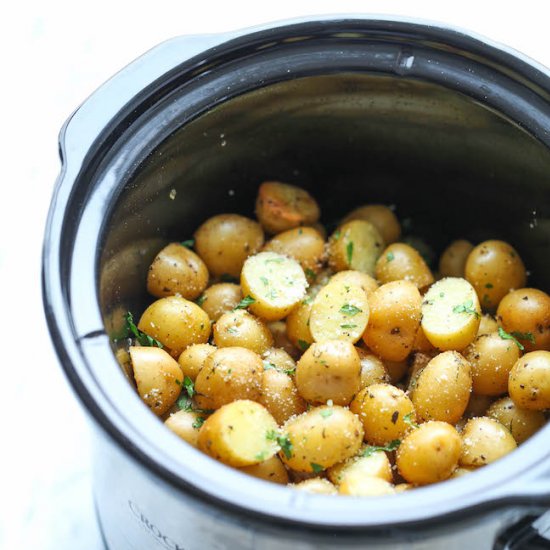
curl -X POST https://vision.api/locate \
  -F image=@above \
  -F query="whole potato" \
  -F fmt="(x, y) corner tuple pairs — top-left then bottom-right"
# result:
(194, 214), (264, 277)
(213, 309), (273, 355)
(342, 204), (401, 244)
(508, 351), (550, 410)
(487, 397), (545, 444)
(496, 288), (550, 352)
(164, 409), (205, 447)
(375, 243), (434, 289)
(268, 321), (300, 359)
(260, 368), (307, 424)
(478, 314), (498, 336)
(465, 240), (526, 310)
(240, 455), (289, 484)
(177, 343), (216, 381)
(198, 283), (242, 321)
(356, 348), (390, 389)
(262, 347), (296, 374)
(285, 299), (314, 352)
(438, 240), (474, 279)
(330, 270), (379, 297)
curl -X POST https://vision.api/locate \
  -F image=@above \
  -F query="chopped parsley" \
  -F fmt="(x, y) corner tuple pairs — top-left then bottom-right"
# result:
(452, 300), (480, 319)
(182, 376), (195, 398)
(265, 257), (284, 264)
(386, 251), (395, 262)
(234, 295), (256, 310)
(297, 339), (310, 351)
(340, 323), (357, 329)
(302, 296), (313, 305)
(267, 432), (293, 459)
(226, 327), (238, 334)
(305, 268), (317, 280)
(180, 239), (195, 248)
(262, 360), (295, 376)
(255, 451), (268, 461)
(192, 416), (206, 430)
(196, 295), (207, 306)
(124, 311), (163, 348)
(511, 331), (536, 344)
(320, 409), (333, 418)
(498, 326), (528, 351)
(333, 229), (341, 240)
(362, 439), (401, 458)
(403, 412), (419, 429)
(340, 303), (362, 316)
(260, 276), (269, 286)
(346, 241), (354, 265)
(310, 462), (324, 473)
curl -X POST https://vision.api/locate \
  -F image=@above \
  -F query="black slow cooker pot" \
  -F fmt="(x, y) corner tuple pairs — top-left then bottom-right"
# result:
(43, 16), (550, 550)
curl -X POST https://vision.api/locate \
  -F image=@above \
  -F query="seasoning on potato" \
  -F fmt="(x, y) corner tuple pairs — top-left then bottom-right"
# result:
(375, 243), (434, 289)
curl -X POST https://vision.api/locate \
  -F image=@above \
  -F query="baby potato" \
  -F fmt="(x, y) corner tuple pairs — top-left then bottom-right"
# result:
(421, 277), (481, 351)
(459, 417), (517, 468)
(241, 251), (308, 321)
(194, 214), (264, 278)
(295, 340), (361, 406)
(198, 283), (242, 322)
(240, 455), (289, 484)
(464, 332), (520, 396)
(285, 299), (314, 352)
(350, 383), (415, 446)
(497, 288), (550, 352)
(138, 296), (211, 356)
(338, 476), (396, 497)
(263, 227), (325, 279)
(194, 347), (263, 410)
(330, 270), (379, 297)
(356, 348), (390, 389)
(342, 204), (401, 244)
(262, 347), (296, 373)
(130, 346), (183, 416)
(487, 397), (545, 444)
(396, 422), (462, 485)
(255, 181), (320, 234)
(147, 243), (209, 301)
(213, 309), (273, 355)
(328, 220), (385, 276)
(309, 281), (369, 344)
(478, 314), (498, 336)
(383, 359), (410, 384)
(198, 400), (279, 467)
(292, 478), (338, 495)
(375, 243), (434, 289)
(439, 240), (474, 278)
(508, 351), (550, 410)
(177, 343), (216, 381)
(280, 406), (364, 473)
(267, 321), (300, 359)
(412, 352), (472, 424)
(362, 280), (422, 362)
(164, 410), (205, 447)
(261, 368), (307, 424)
(328, 449), (393, 486)
(465, 240), (526, 310)
(413, 325), (436, 353)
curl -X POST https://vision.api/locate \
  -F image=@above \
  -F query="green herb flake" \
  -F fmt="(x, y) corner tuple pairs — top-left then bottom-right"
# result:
(511, 331), (536, 344)
(403, 412), (419, 429)
(310, 462), (324, 473)
(452, 300), (480, 319)
(260, 276), (269, 286)
(263, 361), (277, 371)
(498, 326), (525, 351)
(386, 251), (395, 262)
(297, 339), (310, 351)
(255, 451), (268, 461)
(340, 303), (362, 316)
(267, 288), (279, 300)
(266, 429), (279, 441)
(177, 395), (193, 412)
(362, 439), (401, 458)
(183, 376), (196, 399)
(302, 296), (313, 305)
(346, 241), (354, 265)
(226, 327), (238, 334)
(196, 295), (207, 306)
(180, 239), (195, 248)
(192, 416), (206, 430)
(305, 268), (317, 280)
(320, 409), (333, 418)
(265, 257), (284, 264)
(278, 435), (293, 459)
(234, 295), (256, 310)
(340, 323), (357, 329)
(125, 311), (164, 348)
(333, 229), (341, 240)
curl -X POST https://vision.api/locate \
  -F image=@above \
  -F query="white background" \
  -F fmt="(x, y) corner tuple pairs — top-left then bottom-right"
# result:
(2, 1), (550, 548)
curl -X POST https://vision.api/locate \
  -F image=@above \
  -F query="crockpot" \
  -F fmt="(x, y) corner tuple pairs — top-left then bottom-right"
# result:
(42, 15), (550, 550)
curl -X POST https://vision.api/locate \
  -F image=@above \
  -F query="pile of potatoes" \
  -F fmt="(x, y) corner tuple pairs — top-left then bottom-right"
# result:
(120, 181), (550, 497)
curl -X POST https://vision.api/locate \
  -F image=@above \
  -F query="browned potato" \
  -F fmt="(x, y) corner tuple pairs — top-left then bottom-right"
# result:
(292, 478), (337, 495)
(342, 204), (401, 244)
(411, 352), (472, 424)
(164, 410), (205, 447)
(295, 341), (361, 406)
(459, 417), (517, 467)
(338, 476), (396, 497)
(508, 351), (550, 410)
(213, 310), (273, 355)
(383, 359), (410, 384)
(130, 346), (183, 416)
(487, 397), (545, 444)
(138, 296), (211, 356)
(198, 400), (279, 467)
(328, 220), (385, 276)
(330, 270), (379, 296)
(478, 314), (498, 336)
(375, 243), (434, 289)
(285, 299), (314, 352)
(465, 240), (526, 310)
(198, 283), (242, 321)
(194, 214), (264, 278)
(255, 181), (320, 234)
(350, 383), (415, 445)
(194, 347), (263, 410)
(362, 280), (422, 362)
(396, 422), (462, 484)
(496, 288), (550, 352)
(328, 449), (393, 486)
(240, 455), (289, 484)
(177, 343), (216, 381)
(147, 243), (209, 300)
(356, 348), (390, 389)
(261, 368), (307, 424)
(439, 240), (474, 278)
(263, 227), (325, 280)
(464, 332), (520, 396)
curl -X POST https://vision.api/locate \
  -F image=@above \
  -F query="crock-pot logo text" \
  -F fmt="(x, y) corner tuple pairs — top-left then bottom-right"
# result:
(129, 500), (188, 550)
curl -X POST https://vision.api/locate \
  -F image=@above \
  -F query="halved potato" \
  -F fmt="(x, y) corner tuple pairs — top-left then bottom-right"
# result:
(240, 455), (289, 484)
(338, 476), (396, 497)
(328, 449), (393, 486)
(330, 270), (379, 297)
(292, 478), (338, 495)
(164, 409), (205, 447)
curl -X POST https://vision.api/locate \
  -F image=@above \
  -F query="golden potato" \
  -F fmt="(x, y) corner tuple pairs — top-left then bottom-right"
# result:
(328, 220), (385, 276)
(356, 348), (390, 389)
(375, 243), (434, 289)
(421, 277), (481, 351)
(330, 270), (379, 296)
(412, 351), (472, 424)
(362, 280), (422, 362)
(438, 240), (474, 278)
(262, 347), (296, 374)
(240, 455), (289, 484)
(496, 288), (550, 352)
(280, 406), (364, 472)
(487, 397), (545, 444)
(177, 343), (216, 381)
(338, 476), (396, 497)
(350, 383), (415, 445)
(194, 347), (263, 410)
(138, 296), (211, 356)
(459, 417), (517, 467)
(342, 204), (401, 244)
(413, 325), (436, 353)
(260, 368), (307, 424)
(508, 351), (550, 410)
(295, 340), (361, 406)
(194, 214), (264, 277)
(130, 346), (183, 416)
(198, 283), (242, 322)
(198, 400), (279, 467)
(292, 478), (337, 495)
(396, 422), (461, 485)
(213, 309), (273, 355)
(478, 314), (498, 336)
(164, 409), (205, 447)
(147, 243), (209, 300)
(465, 240), (526, 310)
(268, 321), (300, 359)
(328, 449), (393, 486)
(241, 251), (308, 321)
(309, 281), (369, 344)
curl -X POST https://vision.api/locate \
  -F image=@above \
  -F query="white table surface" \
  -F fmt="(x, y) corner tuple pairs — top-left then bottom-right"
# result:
(3, 1), (550, 548)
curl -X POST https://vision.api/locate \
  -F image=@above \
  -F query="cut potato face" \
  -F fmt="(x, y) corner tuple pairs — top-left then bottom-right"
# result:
(421, 277), (481, 351)
(164, 410), (204, 447)
(241, 251), (308, 321)
(330, 270), (379, 297)
(328, 449), (393, 486)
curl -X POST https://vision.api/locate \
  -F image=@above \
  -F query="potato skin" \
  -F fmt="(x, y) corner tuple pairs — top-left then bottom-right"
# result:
(199, 283), (242, 322)
(194, 214), (264, 277)
(260, 368), (307, 424)
(328, 449), (393, 485)
(342, 204), (401, 244)
(478, 314), (498, 336)
(164, 410), (204, 447)
(213, 310), (274, 355)
(439, 240), (474, 279)
(177, 343), (216, 381)
(240, 455), (289, 484)
(496, 288), (550, 352)
(356, 348), (390, 389)
(508, 351), (550, 410)
(362, 280), (422, 362)
(330, 270), (379, 296)
(375, 243), (434, 289)
(487, 397), (545, 444)
(465, 240), (526, 310)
